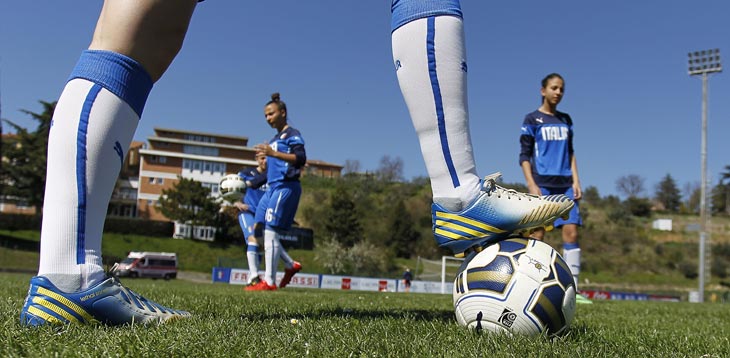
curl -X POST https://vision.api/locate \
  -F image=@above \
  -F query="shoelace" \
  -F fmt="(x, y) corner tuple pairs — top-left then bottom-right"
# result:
(482, 173), (536, 201)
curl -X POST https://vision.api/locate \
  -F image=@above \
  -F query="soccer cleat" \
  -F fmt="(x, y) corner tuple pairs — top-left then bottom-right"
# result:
(245, 276), (262, 287)
(432, 172), (574, 255)
(244, 279), (277, 291)
(279, 261), (302, 288)
(20, 275), (190, 326)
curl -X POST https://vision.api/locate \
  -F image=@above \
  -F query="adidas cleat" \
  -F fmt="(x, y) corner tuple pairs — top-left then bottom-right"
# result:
(432, 172), (574, 255)
(20, 275), (190, 326)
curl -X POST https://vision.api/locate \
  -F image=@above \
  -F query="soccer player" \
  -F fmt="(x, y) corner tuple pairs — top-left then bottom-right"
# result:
(390, 0), (574, 257)
(519, 73), (591, 304)
(20, 0), (573, 326)
(248, 93), (306, 291)
(235, 152), (301, 288)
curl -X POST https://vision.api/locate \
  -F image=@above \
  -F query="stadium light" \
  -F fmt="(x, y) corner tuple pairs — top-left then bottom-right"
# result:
(687, 48), (722, 303)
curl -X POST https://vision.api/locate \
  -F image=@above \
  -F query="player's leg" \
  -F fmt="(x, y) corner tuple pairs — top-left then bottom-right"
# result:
(390, 0), (573, 256)
(238, 212), (261, 285)
(21, 0), (197, 326)
(246, 192), (278, 291)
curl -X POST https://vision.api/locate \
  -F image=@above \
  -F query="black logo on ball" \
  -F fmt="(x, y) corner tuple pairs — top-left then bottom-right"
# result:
(498, 308), (517, 328)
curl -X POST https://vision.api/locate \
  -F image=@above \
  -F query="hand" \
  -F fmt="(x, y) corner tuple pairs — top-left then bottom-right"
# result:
(572, 183), (582, 201)
(254, 143), (272, 157)
(233, 202), (249, 212)
(527, 182), (541, 196)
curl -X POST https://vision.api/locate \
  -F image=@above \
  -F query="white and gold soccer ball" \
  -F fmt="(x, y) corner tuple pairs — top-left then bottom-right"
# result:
(218, 174), (247, 201)
(453, 238), (576, 337)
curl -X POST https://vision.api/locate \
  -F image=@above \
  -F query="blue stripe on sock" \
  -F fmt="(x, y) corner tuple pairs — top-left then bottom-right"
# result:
(427, 17), (460, 188)
(76, 84), (103, 264)
(563, 242), (580, 250)
(391, 0), (462, 32)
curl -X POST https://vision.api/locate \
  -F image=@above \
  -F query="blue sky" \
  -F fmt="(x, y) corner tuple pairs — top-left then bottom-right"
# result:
(1, 1), (729, 198)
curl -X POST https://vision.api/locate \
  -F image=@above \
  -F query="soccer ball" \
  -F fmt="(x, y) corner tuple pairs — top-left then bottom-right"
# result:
(219, 174), (247, 201)
(453, 238), (576, 337)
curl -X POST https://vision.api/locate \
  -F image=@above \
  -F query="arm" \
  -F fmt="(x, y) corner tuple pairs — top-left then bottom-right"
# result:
(521, 160), (541, 196)
(519, 121), (540, 195)
(254, 143), (306, 167)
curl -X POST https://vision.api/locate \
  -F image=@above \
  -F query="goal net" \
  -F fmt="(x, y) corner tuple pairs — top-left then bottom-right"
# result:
(415, 256), (465, 294)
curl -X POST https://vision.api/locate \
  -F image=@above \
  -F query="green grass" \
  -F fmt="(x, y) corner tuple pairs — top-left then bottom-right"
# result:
(1, 272), (729, 357)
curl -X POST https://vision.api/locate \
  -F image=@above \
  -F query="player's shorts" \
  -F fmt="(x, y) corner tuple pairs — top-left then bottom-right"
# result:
(539, 186), (582, 227)
(255, 181), (302, 231)
(238, 211), (256, 239)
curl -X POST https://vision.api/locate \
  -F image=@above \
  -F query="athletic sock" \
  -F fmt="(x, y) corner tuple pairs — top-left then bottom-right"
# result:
(562, 243), (581, 289)
(246, 242), (260, 280)
(391, 0), (480, 212)
(279, 246), (294, 268)
(37, 50), (153, 292)
(263, 229), (281, 286)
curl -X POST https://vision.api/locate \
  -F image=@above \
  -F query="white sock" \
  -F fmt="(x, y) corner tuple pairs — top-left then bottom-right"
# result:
(392, 13), (480, 211)
(563, 247), (581, 289)
(246, 242), (259, 280)
(37, 50), (153, 292)
(264, 229), (281, 286)
(279, 246), (294, 268)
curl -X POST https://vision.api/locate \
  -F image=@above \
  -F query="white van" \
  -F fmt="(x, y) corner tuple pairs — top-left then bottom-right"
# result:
(112, 252), (178, 280)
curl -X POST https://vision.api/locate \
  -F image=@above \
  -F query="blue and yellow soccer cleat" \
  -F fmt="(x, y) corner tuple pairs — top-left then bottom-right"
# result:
(432, 173), (574, 256)
(20, 275), (190, 326)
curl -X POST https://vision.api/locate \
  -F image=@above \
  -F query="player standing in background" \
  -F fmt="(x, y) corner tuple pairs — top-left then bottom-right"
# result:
(519, 73), (591, 304)
(236, 152), (302, 289)
(390, 0), (574, 258)
(20, 0), (575, 326)
(249, 93), (306, 291)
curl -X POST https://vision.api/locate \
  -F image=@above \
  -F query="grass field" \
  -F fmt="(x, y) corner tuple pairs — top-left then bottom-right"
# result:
(1, 273), (728, 357)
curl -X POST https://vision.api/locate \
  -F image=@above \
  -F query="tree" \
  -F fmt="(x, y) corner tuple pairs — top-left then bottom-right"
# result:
(324, 185), (362, 247)
(376, 155), (404, 182)
(616, 174), (645, 198)
(654, 174), (681, 212)
(386, 200), (420, 258)
(1, 101), (55, 214)
(157, 177), (219, 239)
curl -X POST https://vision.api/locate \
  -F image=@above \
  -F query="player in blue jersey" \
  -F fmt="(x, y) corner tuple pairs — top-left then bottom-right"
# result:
(235, 152), (301, 288)
(519, 73), (591, 304)
(21, 0), (573, 326)
(246, 93), (306, 291)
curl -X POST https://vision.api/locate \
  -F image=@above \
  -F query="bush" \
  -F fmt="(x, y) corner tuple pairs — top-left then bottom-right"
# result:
(0, 214), (41, 231)
(103, 218), (174, 237)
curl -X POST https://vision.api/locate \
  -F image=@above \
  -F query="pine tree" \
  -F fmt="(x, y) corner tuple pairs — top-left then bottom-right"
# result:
(1, 101), (54, 214)
(324, 185), (362, 247)
(654, 174), (681, 212)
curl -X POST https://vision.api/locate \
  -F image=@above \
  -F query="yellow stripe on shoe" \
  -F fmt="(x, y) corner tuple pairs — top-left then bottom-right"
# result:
(37, 287), (95, 323)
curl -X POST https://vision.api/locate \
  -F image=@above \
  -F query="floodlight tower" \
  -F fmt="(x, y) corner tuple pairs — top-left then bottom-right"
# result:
(688, 49), (722, 303)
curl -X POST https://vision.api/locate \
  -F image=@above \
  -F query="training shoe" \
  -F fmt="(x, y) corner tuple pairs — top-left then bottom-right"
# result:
(20, 275), (190, 326)
(576, 293), (593, 304)
(432, 172), (574, 256)
(279, 261), (302, 288)
(244, 279), (277, 291)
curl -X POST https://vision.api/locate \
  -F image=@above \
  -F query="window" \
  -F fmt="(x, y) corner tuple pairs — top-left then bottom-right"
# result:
(156, 178), (164, 185)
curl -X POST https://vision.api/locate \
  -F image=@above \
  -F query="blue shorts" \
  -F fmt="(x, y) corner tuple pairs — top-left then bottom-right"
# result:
(539, 186), (582, 227)
(255, 181), (302, 231)
(238, 211), (256, 239)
